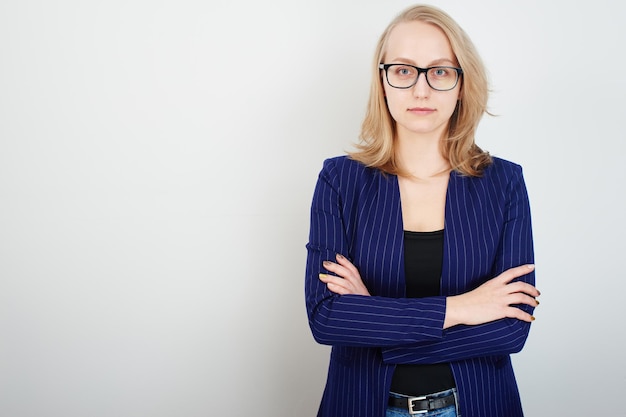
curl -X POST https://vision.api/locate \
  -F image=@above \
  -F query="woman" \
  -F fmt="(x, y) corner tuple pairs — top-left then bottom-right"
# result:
(305, 4), (540, 417)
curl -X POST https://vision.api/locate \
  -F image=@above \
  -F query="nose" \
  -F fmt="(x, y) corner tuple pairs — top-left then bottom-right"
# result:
(412, 72), (430, 98)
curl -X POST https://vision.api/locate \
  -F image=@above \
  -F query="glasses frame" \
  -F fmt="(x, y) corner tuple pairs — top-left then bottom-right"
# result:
(379, 63), (463, 91)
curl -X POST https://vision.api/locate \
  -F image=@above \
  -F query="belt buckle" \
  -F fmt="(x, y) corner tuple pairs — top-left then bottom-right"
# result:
(408, 395), (428, 415)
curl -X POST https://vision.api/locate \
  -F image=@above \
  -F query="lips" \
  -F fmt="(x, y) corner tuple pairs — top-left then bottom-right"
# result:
(408, 107), (436, 115)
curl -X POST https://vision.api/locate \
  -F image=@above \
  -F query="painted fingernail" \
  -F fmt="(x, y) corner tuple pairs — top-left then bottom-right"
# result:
(323, 261), (332, 267)
(530, 316), (536, 321)
(535, 299), (540, 306)
(336, 253), (345, 260)
(319, 273), (327, 280)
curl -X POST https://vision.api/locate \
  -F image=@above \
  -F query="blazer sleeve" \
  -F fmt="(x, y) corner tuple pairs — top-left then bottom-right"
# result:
(380, 165), (536, 364)
(305, 159), (448, 347)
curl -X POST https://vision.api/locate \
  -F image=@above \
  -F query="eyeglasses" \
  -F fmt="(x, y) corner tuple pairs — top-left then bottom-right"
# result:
(379, 63), (463, 91)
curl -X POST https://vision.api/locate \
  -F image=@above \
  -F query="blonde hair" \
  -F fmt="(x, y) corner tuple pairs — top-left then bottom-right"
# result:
(349, 4), (492, 177)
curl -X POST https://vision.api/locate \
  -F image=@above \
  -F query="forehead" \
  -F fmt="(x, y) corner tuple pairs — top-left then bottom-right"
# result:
(384, 21), (456, 65)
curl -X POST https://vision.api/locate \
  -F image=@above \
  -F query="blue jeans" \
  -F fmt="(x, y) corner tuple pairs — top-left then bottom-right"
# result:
(386, 388), (459, 417)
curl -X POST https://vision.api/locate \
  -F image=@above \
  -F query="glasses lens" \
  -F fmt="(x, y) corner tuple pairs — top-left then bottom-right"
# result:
(426, 67), (458, 91)
(386, 65), (418, 88)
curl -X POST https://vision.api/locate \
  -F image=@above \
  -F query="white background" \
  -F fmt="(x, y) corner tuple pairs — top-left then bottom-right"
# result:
(1, 1), (625, 416)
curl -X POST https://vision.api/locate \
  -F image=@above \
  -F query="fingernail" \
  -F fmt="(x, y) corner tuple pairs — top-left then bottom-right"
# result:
(336, 253), (345, 260)
(319, 273), (327, 280)
(527, 264), (535, 270)
(535, 299), (540, 305)
(530, 316), (536, 321)
(323, 260), (332, 267)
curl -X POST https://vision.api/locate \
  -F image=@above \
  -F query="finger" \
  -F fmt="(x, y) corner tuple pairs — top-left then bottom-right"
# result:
(319, 273), (352, 292)
(321, 260), (338, 271)
(505, 306), (536, 323)
(507, 292), (541, 307)
(326, 282), (352, 295)
(506, 281), (541, 298)
(323, 258), (370, 296)
(497, 264), (535, 284)
(323, 261), (363, 289)
(334, 256), (366, 290)
(322, 261), (352, 279)
(336, 253), (359, 275)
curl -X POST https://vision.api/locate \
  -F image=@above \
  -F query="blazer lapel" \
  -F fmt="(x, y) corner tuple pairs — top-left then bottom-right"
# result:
(353, 171), (405, 298)
(441, 170), (461, 296)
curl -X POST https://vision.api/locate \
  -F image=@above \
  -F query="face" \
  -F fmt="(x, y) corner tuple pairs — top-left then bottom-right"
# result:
(382, 21), (460, 141)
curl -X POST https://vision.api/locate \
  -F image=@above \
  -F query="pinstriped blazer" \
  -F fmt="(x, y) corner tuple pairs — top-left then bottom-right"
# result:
(305, 155), (535, 417)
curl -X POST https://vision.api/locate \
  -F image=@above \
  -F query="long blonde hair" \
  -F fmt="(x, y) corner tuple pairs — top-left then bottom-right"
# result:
(350, 4), (492, 177)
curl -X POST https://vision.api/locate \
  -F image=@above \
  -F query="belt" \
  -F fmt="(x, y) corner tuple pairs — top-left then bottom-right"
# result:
(388, 392), (456, 415)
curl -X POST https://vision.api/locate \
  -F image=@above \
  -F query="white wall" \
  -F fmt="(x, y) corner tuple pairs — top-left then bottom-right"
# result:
(1, 1), (624, 415)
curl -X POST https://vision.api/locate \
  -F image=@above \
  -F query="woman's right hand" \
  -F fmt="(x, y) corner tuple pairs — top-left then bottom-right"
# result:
(443, 264), (540, 329)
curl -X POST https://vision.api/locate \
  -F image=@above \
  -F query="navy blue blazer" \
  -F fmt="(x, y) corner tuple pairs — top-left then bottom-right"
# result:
(305, 156), (535, 417)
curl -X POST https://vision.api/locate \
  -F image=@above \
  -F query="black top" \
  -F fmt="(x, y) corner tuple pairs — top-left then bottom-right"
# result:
(389, 229), (456, 396)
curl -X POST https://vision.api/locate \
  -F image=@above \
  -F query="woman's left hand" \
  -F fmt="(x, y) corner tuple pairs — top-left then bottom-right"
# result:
(319, 254), (370, 296)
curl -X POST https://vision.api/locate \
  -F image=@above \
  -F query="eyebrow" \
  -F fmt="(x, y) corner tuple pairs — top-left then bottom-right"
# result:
(389, 57), (457, 66)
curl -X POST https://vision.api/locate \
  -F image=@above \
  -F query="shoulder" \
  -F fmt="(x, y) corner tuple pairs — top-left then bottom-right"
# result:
(316, 156), (391, 205)
(319, 155), (381, 184)
(484, 156), (523, 177)
(478, 156), (525, 188)
(452, 157), (526, 201)
(321, 155), (368, 173)
(469, 157), (531, 206)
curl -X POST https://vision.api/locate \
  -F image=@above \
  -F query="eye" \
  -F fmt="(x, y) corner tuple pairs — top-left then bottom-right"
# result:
(394, 65), (416, 78)
(430, 67), (451, 78)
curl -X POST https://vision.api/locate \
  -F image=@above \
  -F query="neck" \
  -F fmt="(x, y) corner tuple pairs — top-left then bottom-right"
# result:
(395, 132), (450, 179)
